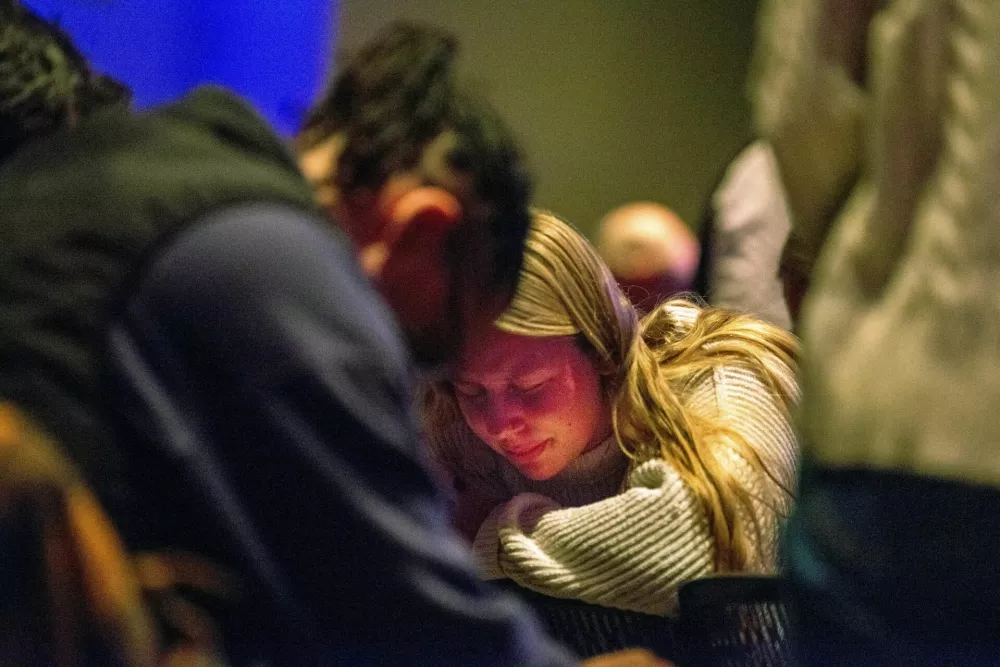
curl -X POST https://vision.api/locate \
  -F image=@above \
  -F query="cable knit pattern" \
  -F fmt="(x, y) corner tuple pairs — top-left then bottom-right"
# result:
(454, 308), (800, 617)
(750, 0), (868, 273)
(754, 0), (1000, 487)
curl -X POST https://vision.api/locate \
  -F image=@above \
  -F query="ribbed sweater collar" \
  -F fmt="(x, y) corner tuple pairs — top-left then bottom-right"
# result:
(499, 435), (629, 508)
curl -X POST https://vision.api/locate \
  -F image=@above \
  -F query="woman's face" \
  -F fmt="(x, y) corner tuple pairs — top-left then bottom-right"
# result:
(452, 326), (612, 480)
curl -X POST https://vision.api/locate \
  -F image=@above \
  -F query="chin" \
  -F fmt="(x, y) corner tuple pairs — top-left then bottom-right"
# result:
(519, 462), (561, 482)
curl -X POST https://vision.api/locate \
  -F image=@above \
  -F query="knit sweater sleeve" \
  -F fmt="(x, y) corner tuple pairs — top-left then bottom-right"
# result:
(470, 360), (798, 617)
(472, 458), (714, 616)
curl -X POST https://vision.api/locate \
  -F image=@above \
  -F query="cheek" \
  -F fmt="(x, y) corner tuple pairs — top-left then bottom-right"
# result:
(550, 379), (605, 441)
(530, 392), (584, 435)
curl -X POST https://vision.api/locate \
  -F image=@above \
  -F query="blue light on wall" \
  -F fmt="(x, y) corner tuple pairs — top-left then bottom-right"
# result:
(23, 0), (338, 135)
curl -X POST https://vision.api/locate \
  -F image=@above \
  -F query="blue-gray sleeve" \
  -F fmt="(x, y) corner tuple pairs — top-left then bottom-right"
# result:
(107, 203), (575, 667)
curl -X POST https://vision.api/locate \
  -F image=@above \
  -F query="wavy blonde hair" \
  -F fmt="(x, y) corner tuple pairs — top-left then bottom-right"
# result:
(423, 210), (799, 571)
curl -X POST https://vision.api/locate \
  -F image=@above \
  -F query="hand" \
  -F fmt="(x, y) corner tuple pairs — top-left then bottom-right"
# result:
(579, 648), (673, 667)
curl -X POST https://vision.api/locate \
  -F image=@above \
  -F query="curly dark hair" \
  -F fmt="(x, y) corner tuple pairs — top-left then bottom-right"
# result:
(0, 0), (130, 163)
(299, 21), (532, 300)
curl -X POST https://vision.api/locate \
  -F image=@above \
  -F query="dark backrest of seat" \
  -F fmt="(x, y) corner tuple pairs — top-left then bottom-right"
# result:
(677, 575), (791, 667)
(495, 581), (678, 660)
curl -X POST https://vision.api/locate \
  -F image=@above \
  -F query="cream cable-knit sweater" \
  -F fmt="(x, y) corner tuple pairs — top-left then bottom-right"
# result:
(432, 306), (799, 617)
(752, 0), (1000, 487)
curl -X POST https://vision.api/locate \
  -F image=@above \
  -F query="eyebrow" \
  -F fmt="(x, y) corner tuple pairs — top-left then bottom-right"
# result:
(454, 359), (558, 385)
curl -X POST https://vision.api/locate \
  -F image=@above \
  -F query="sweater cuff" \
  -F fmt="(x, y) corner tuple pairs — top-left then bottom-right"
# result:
(472, 493), (564, 581)
(471, 504), (506, 580)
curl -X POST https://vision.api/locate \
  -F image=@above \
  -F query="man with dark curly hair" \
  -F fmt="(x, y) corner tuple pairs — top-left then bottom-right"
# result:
(0, 5), (584, 665)
(296, 22), (533, 367)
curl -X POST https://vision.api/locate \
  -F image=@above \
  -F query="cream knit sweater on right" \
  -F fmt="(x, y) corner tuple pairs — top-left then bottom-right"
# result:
(752, 0), (1000, 487)
(433, 307), (799, 617)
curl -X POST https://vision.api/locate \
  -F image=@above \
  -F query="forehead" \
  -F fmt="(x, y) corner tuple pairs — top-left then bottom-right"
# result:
(456, 327), (582, 380)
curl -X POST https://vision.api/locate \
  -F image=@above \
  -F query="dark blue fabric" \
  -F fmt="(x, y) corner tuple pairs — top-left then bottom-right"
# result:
(0, 86), (318, 518)
(784, 462), (1000, 667)
(104, 204), (574, 666)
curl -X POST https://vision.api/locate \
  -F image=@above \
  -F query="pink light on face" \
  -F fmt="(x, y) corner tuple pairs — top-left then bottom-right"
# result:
(452, 327), (612, 480)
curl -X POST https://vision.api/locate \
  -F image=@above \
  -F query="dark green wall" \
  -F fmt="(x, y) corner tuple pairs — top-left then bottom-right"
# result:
(337, 0), (760, 237)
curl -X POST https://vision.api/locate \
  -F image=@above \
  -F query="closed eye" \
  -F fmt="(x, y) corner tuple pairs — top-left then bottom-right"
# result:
(515, 378), (550, 394)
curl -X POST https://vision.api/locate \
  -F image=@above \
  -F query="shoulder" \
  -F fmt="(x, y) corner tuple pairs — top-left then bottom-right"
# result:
(671, 338), (799, 459)
(712, 140), (791, 236)
(719, 141), (779, 195)
(713, 361), (797, 416)
(658, 301), (798, 391)
(710, 361), (799, 486)
(133, 202), (410, 376)
(662, 301), (701, 326)
(652, 301), (702, 342)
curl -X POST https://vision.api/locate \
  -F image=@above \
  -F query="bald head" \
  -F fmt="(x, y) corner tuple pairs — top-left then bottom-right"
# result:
(596, 202), (699, 309)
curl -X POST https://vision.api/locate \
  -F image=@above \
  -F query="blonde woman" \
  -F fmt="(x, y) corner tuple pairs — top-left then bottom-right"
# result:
(423, 210), (800, 616)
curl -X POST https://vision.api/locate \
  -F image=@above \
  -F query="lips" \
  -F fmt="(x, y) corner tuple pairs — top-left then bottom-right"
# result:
(504, 439), (549, 466)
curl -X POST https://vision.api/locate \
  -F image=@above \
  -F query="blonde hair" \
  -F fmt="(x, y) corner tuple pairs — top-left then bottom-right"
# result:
(423, 210), (799, 571)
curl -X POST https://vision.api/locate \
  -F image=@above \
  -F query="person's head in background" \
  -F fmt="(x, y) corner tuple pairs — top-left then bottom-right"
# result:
(297, 22), (531, 369)
(596, 201), (700, 312)
(425, 210), (798, 570)
(0, 0), (130, 165)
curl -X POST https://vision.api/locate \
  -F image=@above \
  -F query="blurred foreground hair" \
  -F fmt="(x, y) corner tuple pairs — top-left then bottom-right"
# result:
(0, 0), (130, 163)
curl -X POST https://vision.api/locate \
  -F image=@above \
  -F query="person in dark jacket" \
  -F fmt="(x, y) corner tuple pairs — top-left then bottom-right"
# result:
(0, 6), (594, 665)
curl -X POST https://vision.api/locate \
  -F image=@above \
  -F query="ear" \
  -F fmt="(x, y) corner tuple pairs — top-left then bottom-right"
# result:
(389, 186), (462, 235)
(361, 187), (463, 276)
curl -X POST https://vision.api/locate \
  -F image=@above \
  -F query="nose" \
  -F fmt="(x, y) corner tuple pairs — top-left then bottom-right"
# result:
(480, 394), (527, 442)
